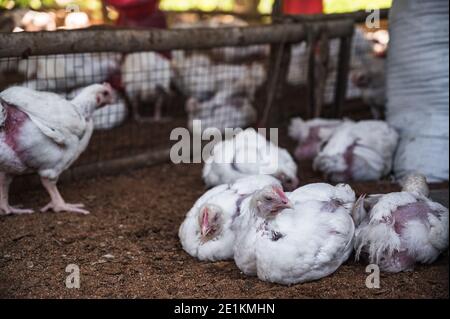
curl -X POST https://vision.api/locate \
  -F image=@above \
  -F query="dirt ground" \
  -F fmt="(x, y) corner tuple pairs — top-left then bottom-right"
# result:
(0, 161), (448, 299)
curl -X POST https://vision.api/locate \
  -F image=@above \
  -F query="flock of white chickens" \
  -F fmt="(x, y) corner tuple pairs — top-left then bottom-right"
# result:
(180, 128), (449, 285)
(0, 16), (448, 289)
(1, 78), (447, 286)
(0, 48), (267, 132)
(289, 117), (399, 182)
(0, 16), (388, 134)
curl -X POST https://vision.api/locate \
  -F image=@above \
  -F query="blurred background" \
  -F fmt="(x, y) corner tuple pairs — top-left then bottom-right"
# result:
(0, 0), (392, 31)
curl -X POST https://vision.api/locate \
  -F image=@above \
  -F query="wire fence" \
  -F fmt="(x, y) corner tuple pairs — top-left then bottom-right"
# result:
(0, 20), (363, 182)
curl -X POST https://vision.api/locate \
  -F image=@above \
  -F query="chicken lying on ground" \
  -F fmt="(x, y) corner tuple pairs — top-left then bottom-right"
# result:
(185, 83), (257, 135)
(313, 120), (399, 182)
(178, 175), (281, 261)
(182, 62), (264, 133)
(233, 182), (356, 285)
(353, 173), (449, 272)
(202, 128), (299, 191)
(288, 117), (346, 160)
(0, 83), (114, 215)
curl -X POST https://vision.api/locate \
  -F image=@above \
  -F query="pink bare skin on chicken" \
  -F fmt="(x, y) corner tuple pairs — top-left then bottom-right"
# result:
(0, 83), (114, 215)
(294, 125), (340, 161)
(377, 202), (440, 272)
(324, 142), (356, 183)
(294, 126), (322, 160)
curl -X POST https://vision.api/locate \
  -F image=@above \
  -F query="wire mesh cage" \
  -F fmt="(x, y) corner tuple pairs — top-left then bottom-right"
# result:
(0, 20), (355, 183)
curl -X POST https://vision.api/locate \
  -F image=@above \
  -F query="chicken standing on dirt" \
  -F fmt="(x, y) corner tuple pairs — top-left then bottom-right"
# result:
(0, 83), (114, 215)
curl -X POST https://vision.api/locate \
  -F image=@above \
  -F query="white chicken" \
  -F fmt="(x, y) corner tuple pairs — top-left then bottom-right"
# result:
(203, 128), (299, 191)
(186, 85), (257, 135)
(233, 182), (356, 285)
(19, 53), (122, 92)
(288, 182), (357, 207)
(121, 51), (171, 122)
(313, 120), (399, 182)
(65, 86), (128, 131)
(232, 184), (292, 276)
(0, 84), (114, 215)
(353, 173), (449, 272)
(213, 63), (266, 99)
(288, 117), (346, 160)
(178, 175), (281, 261)
(172, 53), (215, 101)
(172, 52), (266, 101)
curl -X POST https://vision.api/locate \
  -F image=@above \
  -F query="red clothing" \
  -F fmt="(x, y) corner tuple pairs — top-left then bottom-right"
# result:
(283, 0), (323, 14)
(104, 0), (167, 29)
(104, 0), (170, 67)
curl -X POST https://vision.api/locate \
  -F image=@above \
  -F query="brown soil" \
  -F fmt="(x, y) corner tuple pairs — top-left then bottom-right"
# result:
(0, 161), (448, 299)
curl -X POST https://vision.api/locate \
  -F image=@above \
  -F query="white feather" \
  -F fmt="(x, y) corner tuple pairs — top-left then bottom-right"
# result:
(314, 120), (399, 182)
(0, 86), (86, 145)
(0, 84), (106, 181)
(202, 128), (298, 188)
(121, 52), (171, 103)
(354, 188), (449, 272)
(65, 86), (128, 131)
(234, 183), (356, 285)
(18, 53), (121, 92)
(179, 175), (281, 261)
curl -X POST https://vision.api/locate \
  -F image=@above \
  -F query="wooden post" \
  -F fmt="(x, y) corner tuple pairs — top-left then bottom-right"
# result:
(306, 26), (317, 119)
(259, 0), (288, 127)
(0, 22), (354, 58)
(312, 29), (330, 118)
(333, 33), (353, 118)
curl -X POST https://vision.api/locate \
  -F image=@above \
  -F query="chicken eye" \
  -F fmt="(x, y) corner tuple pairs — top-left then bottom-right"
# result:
(264, 196), (273, 201)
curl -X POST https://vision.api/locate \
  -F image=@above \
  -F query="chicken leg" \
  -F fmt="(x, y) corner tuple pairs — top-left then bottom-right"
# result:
(0, 172), (34, 215)
(40, 177), (89, 215)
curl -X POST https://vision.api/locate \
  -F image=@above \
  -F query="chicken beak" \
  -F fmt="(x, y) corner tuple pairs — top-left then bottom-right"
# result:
(201, 225), (210, 237)
(278, 199), (294, 211)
